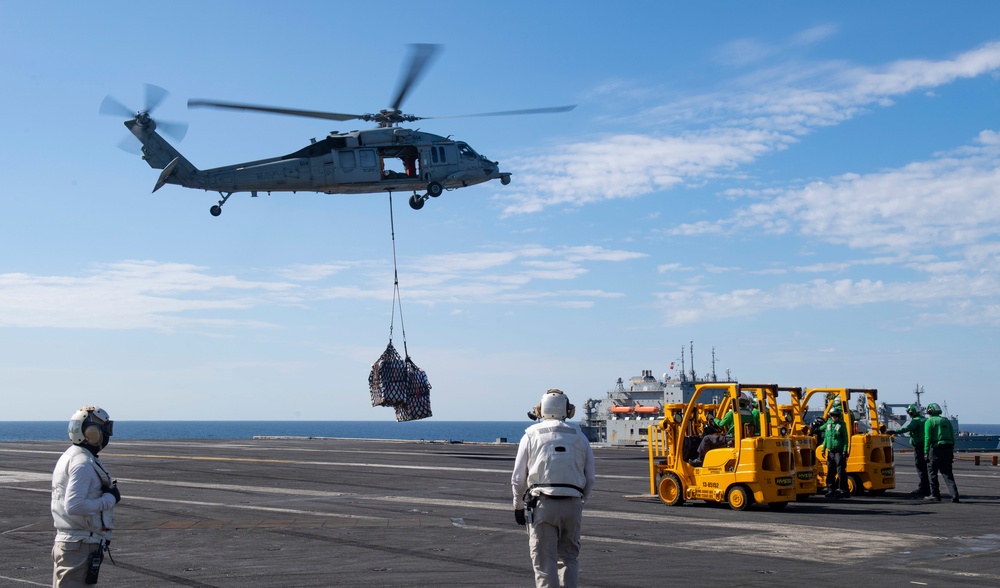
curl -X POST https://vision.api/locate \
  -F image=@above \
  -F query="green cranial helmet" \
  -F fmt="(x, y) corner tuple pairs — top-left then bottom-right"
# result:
(926, 402), (943, 416)
(828, 406), (843, 416)
(906, 404), (920, 417)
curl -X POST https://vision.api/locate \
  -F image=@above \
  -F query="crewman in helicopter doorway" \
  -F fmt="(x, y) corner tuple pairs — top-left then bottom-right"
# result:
(511, 389), (596, 588)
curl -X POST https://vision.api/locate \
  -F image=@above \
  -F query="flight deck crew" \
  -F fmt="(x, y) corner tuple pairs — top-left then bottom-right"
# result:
(51, 406), (120, 587)
(822, 406), (850, 498)
(890, 404), (930, 497)
(924, 402), (960, 503)
(512, 389), (596, 588)
(694, 397), (753, 464)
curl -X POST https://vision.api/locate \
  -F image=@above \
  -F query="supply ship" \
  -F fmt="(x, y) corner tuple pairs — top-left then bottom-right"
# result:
(580, 345), (731, 446)
(877, 385), (1000, 452)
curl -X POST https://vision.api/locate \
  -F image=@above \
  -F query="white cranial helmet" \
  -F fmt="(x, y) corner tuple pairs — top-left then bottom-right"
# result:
(68, 406), (114, 447)
(539, 389), (575, 420)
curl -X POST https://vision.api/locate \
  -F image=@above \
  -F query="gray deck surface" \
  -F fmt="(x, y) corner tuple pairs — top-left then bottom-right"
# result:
(1, 438), (998, 587)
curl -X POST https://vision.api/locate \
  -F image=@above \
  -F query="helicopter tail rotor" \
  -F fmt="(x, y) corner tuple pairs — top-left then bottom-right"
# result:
(99, 84), (188, 150)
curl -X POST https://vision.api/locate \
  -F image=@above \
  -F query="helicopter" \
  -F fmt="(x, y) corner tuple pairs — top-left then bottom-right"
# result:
(100, 45), (575, 216)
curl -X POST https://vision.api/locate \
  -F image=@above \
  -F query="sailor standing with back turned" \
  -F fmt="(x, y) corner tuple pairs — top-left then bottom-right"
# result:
(511, 389), (595, 588)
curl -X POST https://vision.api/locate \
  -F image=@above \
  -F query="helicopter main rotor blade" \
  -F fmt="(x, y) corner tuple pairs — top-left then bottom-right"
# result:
(390, 43), (441, 112)
(188, 99), (363, 122)
(422, 104), (577, 119)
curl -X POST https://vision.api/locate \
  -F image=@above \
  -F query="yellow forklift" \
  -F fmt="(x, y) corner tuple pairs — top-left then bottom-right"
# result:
(648, 383), (796, 510)
(802, 388), (895, 496)
(745, 385), (819, 500)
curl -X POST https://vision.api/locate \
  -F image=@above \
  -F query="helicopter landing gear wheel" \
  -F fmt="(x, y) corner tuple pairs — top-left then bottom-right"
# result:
(210, 192), (233, 217)
(409, 194), (425, 210)
(426, 181), (442, 198)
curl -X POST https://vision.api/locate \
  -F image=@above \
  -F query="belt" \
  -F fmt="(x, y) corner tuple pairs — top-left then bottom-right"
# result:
(540, 494), (574, 500)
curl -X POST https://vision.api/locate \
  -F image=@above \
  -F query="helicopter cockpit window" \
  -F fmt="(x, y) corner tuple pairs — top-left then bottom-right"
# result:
(457, 143), (478, 158)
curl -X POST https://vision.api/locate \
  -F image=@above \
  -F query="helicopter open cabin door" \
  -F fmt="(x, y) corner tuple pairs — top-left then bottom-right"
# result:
(337, 148), (380, 185)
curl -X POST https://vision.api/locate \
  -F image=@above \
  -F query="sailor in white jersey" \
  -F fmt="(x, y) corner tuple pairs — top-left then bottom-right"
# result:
(512, 390), (596, 588)
(51, 406), (120, 587)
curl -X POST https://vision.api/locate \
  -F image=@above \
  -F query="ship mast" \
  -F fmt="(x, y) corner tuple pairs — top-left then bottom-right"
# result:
(711, 347), (718, 382)
(913, 384), (924, 410)
(689, 341), (696, 382)
(680, 346), (687, 382)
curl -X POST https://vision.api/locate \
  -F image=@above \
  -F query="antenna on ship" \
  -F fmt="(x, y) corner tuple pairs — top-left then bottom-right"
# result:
(689, 341), (696, 382)
(680, 346), (687, 382)
(711, 347), (718, 382)
(913, 384), (924, 410)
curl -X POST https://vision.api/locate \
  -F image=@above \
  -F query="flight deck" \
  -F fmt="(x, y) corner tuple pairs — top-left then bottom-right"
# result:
(1, 438), (999, 587)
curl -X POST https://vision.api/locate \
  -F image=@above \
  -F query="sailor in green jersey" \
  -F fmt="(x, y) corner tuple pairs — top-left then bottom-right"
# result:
(693, 397), (753, 464)
(923, 403), (960, 503)
(750, 400), (769, 437)
(890, 404), (930, 497)
(822, 406), (850, 498)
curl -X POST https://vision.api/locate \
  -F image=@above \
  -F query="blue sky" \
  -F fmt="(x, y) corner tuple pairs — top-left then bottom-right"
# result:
(2, 2), (999, 423)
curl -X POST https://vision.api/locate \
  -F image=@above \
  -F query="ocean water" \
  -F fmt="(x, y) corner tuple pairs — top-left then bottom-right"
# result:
(0, 421), (533, 443)
(2, 421), (997, 444)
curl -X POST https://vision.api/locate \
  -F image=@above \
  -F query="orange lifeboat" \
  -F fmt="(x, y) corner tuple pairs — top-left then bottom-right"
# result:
(634, 404), (659, 415)
(610, 405), (634, 414)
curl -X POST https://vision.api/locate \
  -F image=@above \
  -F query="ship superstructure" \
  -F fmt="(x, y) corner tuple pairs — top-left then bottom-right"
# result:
(581, 345), (732, 445)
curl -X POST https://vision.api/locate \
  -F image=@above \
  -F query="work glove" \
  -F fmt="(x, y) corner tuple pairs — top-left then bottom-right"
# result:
(514, 509), (526, 526)
(102, 482), (121, 504)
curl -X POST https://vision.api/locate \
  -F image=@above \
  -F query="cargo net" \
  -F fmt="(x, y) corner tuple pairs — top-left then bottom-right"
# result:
(369, 343), (433, 422)
(367, 194), (432, 422)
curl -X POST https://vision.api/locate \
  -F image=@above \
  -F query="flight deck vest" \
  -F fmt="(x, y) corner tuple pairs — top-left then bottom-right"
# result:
(525, 421), (588, 498)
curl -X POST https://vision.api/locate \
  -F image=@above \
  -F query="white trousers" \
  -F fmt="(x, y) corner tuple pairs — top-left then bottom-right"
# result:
(527, 496), (583, 588)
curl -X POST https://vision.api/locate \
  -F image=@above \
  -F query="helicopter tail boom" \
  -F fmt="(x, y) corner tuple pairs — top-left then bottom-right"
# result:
(124, 118), (200, 191)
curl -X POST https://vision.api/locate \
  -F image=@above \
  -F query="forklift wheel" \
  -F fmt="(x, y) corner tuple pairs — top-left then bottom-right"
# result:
(727, 485), (750, 511)
(847, 474), (863, 496)
(658, 473), (685, 506)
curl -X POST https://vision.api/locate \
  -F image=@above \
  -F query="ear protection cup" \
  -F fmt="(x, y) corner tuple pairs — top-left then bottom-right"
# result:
(539, 389), (575, 420)
(83, 416), (103, 447)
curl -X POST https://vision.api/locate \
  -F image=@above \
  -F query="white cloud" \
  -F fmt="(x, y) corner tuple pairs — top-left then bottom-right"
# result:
(498, 42), (1000, 215)
(0, 261), (296, 330)
(680, 133), (1000, 254)
(652, 132), (1000, 328)
(0, 245), (648, 330)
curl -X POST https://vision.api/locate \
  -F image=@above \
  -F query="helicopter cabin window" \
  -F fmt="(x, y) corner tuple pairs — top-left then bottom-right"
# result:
(359, 149), (376, 169)
(339, 150), (356, 169)
(431, 145), (449, 164)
